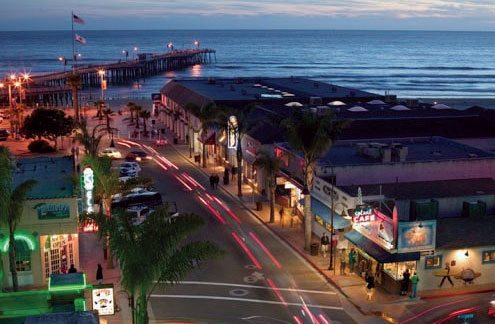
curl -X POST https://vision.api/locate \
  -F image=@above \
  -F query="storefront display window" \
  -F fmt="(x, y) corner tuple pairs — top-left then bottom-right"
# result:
(482, 250), (495, 264)
(383, 261), (416, 280)
(15, 240), (32, 272)
(42, 234), (77, 278)
(425, 255), (443, 269)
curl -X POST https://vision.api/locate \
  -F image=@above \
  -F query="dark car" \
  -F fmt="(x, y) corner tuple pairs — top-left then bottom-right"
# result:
(0, 129), (9, 141)
(129, 149), (152, 162)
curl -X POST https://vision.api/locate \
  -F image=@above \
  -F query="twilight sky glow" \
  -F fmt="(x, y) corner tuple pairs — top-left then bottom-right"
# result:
(1, 0), (494, 31)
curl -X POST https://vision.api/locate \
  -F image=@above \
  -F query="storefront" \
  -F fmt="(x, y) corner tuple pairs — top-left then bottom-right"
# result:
(276, 171), (304, 216)
(344, 207), (435, 294)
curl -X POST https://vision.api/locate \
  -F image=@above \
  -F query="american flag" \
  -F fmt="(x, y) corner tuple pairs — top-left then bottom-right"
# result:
(74, 33), (87, 44)
(73, 14), (85, 24)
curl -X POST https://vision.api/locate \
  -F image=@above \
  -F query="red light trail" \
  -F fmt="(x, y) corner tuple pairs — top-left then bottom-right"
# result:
(231, 231), (262, 270)
(249, 232), (281, 268)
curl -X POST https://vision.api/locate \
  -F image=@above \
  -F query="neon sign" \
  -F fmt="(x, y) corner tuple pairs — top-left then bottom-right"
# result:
(83, 167), (94, 213)
(227, 116), (238, 149)
(353, 207), (375, 223)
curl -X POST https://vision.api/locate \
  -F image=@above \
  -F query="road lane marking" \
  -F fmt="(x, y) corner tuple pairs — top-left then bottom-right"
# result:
(149, 294), (344, 311)
(154, 280), (336, 295)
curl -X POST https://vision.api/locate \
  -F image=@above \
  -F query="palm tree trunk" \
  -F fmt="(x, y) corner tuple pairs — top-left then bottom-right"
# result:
(269, 182), (275, 223)
(104, 200), (114, 269)
(143, 117), (147, 134)
(8, 229), (18, 291)
(136, 290), (149, 324)
(236, 143), (243, 197)
(73, 87), (79, 123)
(0, 252), (4, 291)
(303, 165), (314, 251)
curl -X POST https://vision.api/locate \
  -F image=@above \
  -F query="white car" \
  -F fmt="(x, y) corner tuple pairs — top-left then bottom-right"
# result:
(119, 162), (141, 173)
(100, 147), (122, 159)
(126, 204), (154, 225)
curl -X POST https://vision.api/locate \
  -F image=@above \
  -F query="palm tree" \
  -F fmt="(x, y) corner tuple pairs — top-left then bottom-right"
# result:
(87, 206), (222, 324)
(75, 120), (105, 158)
(184, 102), (224, 168)
(281, 110), (349, 251)
(134, 105), (142, 129)
(0, 147), (37, 291)
(83, 155), (120, 269)
(67, 73), (81, 123)
(225, 104), (259, 197)
(139, 110), (151, 135)
(127, 102), (136, 124)
(254, 151), (281, 223)
(95, 99), (105, 120)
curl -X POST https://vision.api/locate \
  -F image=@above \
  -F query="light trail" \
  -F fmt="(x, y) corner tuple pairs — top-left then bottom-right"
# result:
(173, 174), (193, 191)
(231, 231), (262, 270)
(300, 296), (320, 324)
(266, 278), (287, 306)
(120, 139), (142, 148)
(181, 173), (206, 190)
(116, 141), (131, 148)
(213, 196), (241, 224)
(433, 306), (481, 324)
(250, 231), (282, 268)
(180, 172), (199, 188)
(158, 155), (179, 170)
(293, 315), (303, 324)
(197, 195), (227, 224)
(318, 314), (330, 324)
(153, 157), (168, 171)
(400, 298), (473, 324)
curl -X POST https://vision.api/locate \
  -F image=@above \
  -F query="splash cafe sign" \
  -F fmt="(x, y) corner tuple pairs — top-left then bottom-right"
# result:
(82, 167), (94, 213)
(353, 206), (375, 223)
(352, 205), (395, 250)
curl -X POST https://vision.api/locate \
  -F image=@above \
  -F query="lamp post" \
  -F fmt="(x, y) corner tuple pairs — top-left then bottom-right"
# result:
(98, 70), (105, 101)
(193, 40), (200, 49)
(329, 166), (336, 273)
(122, 50), (129, 61)
(167, 42), (174, 51)
(133, 47), (138, 60)
(2, 73), (29, 139)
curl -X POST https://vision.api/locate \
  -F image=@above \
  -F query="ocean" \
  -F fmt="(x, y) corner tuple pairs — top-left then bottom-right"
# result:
(0, 30), (494, 99)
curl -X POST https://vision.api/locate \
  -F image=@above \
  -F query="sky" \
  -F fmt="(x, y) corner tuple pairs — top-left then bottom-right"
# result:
(1, 0), (494, 31)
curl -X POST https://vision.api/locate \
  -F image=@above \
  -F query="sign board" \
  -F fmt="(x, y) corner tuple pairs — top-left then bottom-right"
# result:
(353, 206), (375, 223)
(35, 203), (70, 220)
(397, 220), (436, 253)
(227, 116), (238, 149)
(92, 286), (115, 315)
(311, 177), (350, 213)
(353, 207), (395, 250)
(82, 167), (94, 213)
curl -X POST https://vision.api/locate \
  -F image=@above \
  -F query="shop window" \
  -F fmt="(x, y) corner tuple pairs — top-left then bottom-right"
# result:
(425, 255), (442, 269)
(383, 261), (416, 280)
(15, 240), (32, 272)
(482, 250), (495, 264)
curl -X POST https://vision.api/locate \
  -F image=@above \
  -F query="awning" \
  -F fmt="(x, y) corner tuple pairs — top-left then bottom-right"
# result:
(344, 230), (420, 263)
(199, 132), (216, 145)
(311, 198), (351, 230)
(277, 170), (304, 190)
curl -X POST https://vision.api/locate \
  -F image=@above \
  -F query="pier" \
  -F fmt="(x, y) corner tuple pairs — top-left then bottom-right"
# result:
(1, 48), (216, 107)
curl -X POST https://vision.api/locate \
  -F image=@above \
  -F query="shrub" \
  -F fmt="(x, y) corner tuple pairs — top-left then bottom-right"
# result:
(28, 140), (56, 153)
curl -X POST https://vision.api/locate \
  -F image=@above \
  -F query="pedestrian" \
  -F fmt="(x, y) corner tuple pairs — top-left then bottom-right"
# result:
(223, 168), (230, 185)
(401, 268), (410, 295)
(213, 174), (220, 188)
(348, 248), (357, 274)
(339, 248), (347, 275)
(320, 233), (330, 257)
(96, 263), (103, 285)
(365, 272), (375, 300)
(231, 165), (237, 181)
(209, 174), (215, 189)
(359, 259), (368, 278)
(439, 262), (454, 288)
(68, 263), (77, 273)
(410, 272), (419, 298)
(279, 207), (284, 223)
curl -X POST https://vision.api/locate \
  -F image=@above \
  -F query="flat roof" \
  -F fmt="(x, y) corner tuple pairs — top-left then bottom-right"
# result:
(13, 156), (74, 199)
(437, 216), (495, 249)
(161, 77), (381, 105)
(338, 178), (495, 200)
(277, 136), (495, 167)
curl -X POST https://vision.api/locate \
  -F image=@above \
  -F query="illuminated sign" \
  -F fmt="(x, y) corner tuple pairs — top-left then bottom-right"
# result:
(82, 167), (94, 213)
(35, 203), (70, 220)
(353, 207), (375, 223)
(227, 116), (238, 149)
(81, 220), (99, 233)
(397, 220), (436, 253)
(92, 286), (115, 315)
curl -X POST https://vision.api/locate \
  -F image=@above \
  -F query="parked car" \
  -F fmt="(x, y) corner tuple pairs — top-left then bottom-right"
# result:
(126, 204), (154, 225)
(111, 191), (163, 210)
(119, 162), (142, 173)
(99, 147), (122, 159)
(0, 129), (9, 141)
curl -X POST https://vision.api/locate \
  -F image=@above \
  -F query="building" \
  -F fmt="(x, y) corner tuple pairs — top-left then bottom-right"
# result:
(1, 156), (79, 289)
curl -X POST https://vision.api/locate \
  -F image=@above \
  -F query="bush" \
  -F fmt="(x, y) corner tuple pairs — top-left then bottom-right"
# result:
(28, 140), (56, 153)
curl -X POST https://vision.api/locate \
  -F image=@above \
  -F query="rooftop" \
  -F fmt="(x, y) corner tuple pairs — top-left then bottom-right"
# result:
(277, 136), (495, 167)
(161, 77), (381, 107)
(437, 216), (495, 249)
(339, 178), (495, 201)
(13, 156), (74, 199)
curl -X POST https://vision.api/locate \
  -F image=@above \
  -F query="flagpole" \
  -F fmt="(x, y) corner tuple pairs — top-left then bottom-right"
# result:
(71, 11), (75, 72)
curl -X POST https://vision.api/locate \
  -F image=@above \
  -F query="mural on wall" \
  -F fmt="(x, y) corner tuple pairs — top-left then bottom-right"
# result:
(397, 220), (436, 253)
(433, 262), (481, 286)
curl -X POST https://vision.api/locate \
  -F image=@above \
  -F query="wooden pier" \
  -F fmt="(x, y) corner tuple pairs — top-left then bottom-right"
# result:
(1, 48), (216, 107)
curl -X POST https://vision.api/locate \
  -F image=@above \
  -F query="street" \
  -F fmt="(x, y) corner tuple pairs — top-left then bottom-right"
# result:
(116, 139), (358, 324)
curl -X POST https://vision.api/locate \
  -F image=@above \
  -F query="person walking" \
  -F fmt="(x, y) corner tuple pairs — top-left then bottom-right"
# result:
(320, 233), (330, 258)
(213, 174), (220, 189)
(68, 264), (77, 273)
(439, 262), (454, 288)
(279, 207), (284, 223)
(96, 264), (104, 285)
(401, 269), (410, 295)
(339, 248), (347, 275)
(231, 165), (237, 181)
(209, 174), (215, 189)
(365, 272), (375, 300)
(410, 272), (419, 298)
(348, 248), (357, 274)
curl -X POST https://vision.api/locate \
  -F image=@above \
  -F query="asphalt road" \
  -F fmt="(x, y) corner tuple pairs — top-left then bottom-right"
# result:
(115, 140), (358, 324)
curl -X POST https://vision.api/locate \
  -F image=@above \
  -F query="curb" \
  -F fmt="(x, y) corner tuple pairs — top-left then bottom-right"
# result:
(165, 140), (371, 318)
(420, 287), (495, 300)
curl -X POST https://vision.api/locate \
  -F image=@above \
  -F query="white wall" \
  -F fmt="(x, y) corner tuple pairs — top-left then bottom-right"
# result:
(417, 246), (495, 292)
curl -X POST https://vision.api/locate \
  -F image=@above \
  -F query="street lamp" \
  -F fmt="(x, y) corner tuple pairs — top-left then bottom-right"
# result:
(193, 40), (200, 49)
(167, 42), (174, 51)
(2, 73), (29, 138)
(133, 47), (138, 59)
(98, 70), (106, 101)
(328, 167), (336, 273)
(122, 50), (129, 61)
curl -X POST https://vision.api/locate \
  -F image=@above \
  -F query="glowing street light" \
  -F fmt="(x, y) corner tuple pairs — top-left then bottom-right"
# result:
(98, 70), (106, 100)
(122, 50), (129, 61)
(194, 40), (200, 48)
(167, 42), (174, 51)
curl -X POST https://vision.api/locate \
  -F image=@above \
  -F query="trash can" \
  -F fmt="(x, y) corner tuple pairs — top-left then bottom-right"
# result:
(173, 137), (178, 144)
(256, 201), (263, 211)
(310, 243), (319, 256)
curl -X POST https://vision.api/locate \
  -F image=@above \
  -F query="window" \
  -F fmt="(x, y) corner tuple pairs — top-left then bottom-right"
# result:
(15, 240), (32, 272)
(482, 250), (495, 264)
(425, 255), (442, 269)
